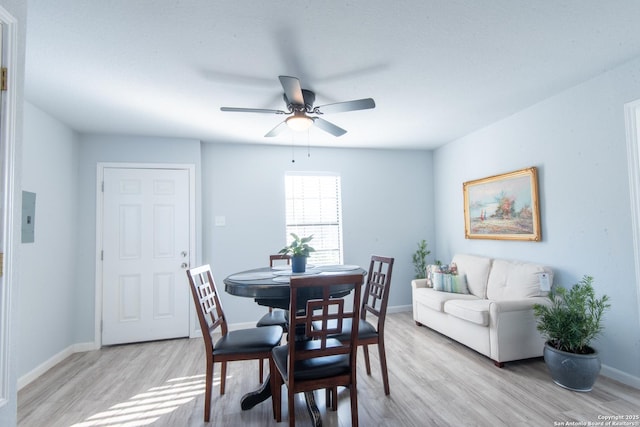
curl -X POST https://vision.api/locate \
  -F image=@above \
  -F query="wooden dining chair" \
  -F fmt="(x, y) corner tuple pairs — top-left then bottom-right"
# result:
(186, 264), (284, 422)
(255, 254), (291, 382)
(257, 254), (291, 328)
(316, 255), (395, 395)
(357, 255), (394, 395)
(270, 273), (363, 427)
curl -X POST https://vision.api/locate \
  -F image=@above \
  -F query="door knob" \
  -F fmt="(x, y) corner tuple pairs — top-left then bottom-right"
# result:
(181, 262), (189, 269)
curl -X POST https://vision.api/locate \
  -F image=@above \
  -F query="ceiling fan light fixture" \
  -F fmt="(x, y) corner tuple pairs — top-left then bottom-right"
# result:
(286, 114), (314, 132)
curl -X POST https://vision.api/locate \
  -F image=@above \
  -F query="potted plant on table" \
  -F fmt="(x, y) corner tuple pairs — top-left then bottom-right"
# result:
(533, 275), (610, 392)
(279, 233), (315, 273)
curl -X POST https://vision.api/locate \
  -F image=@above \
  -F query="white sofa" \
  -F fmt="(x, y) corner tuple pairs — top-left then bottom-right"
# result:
(411, 254), (553, 367)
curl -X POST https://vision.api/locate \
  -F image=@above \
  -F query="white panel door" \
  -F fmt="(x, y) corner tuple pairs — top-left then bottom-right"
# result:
(102, 167), (190, 345)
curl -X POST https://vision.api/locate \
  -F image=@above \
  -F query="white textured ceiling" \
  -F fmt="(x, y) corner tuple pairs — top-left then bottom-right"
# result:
(24, 1), (640, 149)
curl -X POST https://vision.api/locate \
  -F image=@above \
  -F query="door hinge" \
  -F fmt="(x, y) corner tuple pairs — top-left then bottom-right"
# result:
(101, 181), (104, 192)
(101, 250), (104, 261)
(1, 68), (7, 91)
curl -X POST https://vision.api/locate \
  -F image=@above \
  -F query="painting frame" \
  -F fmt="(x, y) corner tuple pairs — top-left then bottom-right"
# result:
(463, 167), (541, 241)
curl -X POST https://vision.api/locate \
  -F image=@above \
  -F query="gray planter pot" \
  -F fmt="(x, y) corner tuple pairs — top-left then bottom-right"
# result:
(543, 342), (601, 392)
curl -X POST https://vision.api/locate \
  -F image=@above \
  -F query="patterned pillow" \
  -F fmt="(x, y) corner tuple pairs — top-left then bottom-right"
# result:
(432, 272), (469, 294)
(425, 264), (442, 287)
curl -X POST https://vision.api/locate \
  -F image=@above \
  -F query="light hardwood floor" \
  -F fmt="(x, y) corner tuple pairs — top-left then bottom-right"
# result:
(18, 311), (640, 426)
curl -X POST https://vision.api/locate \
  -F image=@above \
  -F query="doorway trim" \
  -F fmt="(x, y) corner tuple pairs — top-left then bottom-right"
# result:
(624, 100), (640, 333)
(94, 162), (196, 348)
(0, 7), (18, 408)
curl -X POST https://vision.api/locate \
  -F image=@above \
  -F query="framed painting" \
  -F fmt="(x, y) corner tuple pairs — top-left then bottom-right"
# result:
(463, 167), (541, 241)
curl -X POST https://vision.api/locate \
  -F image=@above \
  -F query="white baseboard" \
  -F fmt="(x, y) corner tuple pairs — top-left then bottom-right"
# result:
(601, 364), (640, 389)
(387, 305), (412, 314)
(17, 341), (97, 390)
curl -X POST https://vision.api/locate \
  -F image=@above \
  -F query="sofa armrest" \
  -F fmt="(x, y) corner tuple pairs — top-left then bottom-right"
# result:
(490, 297), (550, 314)
(411, 279), (428, 289)
(489, 296), (550, 362)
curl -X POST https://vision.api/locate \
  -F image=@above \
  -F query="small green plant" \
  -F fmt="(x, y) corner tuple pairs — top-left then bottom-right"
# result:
(279, 233), (315, 257)
(411, 239), (431, 279)
(533, 275), (610, 354)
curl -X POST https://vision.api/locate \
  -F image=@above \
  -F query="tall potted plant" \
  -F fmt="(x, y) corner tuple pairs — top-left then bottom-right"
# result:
(279, 233), (315, 273)
(411, 239), (431, 279)
(533, 275), (610, 392)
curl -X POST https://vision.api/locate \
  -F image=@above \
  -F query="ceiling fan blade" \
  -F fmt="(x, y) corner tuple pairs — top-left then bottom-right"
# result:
(313, 117), (347, 137)
(265, 121), (288, 137)
(221, 107), (286, 114)
(316, 98), (375, 114)
(279, 75), (305, 106)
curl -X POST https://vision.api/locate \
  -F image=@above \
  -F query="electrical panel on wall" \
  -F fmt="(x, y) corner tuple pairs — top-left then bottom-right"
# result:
(22, 191), (36, 243)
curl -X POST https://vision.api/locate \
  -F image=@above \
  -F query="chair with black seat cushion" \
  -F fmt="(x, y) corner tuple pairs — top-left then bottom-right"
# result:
(356, 255), (394, 395)
(256, 254), (291, 328)
(256, 254), (291, 382)
(186, 264), (283, 422)
(314, 255), (395, 395)
(270, 273), (363, 427)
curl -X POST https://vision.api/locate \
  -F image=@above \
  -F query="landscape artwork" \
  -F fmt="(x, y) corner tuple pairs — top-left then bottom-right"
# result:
(463, 167), (541, 241)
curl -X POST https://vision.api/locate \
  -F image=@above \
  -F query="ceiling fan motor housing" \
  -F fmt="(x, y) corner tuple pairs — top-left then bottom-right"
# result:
(284, 89), (316, 112)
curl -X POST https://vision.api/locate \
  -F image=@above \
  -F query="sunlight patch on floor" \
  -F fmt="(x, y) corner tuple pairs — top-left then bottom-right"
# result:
(69, 374), (217, 427)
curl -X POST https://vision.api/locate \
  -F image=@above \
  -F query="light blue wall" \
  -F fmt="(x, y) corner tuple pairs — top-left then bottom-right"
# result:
(433, 56), (640, 386)
(19, 103), (79, 377)
(75, 135), (202, 343)
(201, 142), (433, 323)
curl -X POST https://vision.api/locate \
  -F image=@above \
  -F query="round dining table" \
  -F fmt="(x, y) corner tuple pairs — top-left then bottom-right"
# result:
(224, 264), (366, 309)
(223, 264), (366, 426)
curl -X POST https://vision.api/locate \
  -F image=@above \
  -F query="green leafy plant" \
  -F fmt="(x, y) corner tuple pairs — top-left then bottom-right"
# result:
(533, 275), (610, 354)
(279, 233), (315, 257)
(411, 239), (431, 279)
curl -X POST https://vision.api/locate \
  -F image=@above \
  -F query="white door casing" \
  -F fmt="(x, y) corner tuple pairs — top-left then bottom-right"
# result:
(99, 165), (193, 346)
(625, 101), (640, 333)
(0, 8), (19, 408)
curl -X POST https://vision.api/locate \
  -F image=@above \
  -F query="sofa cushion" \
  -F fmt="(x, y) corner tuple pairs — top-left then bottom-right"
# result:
(413, 287), (479, 312)
(443, 299), (492, 326)
(486, 259), (553, 300)
(451, 254), (492, 298)
(432, 273), (469, 294)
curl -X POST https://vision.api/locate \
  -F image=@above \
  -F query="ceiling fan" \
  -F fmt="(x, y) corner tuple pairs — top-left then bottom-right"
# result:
(220, 75), (375, 137)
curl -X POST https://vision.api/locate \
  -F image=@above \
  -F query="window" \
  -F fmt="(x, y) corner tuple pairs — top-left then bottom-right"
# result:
(284, 173), (343, 265)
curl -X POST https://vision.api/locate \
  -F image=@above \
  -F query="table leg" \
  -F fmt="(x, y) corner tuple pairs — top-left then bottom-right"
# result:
(241, 377), (322, 427)
(240, 374), (272, 410)
(304, 391), (322, 427)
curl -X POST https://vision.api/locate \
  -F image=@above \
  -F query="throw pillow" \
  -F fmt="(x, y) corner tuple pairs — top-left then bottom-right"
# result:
(425, 264), (442, 287)
(432, 272), (469, 294)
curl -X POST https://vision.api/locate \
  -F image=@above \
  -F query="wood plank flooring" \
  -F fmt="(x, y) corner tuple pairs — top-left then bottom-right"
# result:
(18, 312), (640, 426)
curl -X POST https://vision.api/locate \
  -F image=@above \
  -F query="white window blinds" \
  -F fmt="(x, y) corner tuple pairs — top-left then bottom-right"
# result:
(284, 173), (343, 265)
